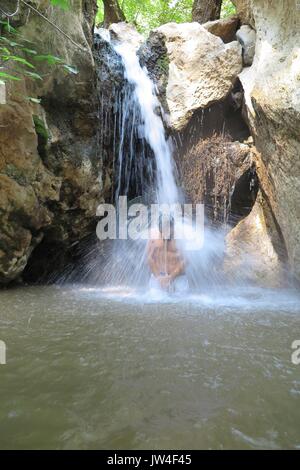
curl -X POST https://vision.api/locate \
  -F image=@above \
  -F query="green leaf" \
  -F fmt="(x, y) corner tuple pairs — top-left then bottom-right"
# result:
(6, 56), (35, 69)
(33, 115), (49, 141)
(0, 22), (18, 34)
(17, 37), (35, 45)
(24, 71), (43, 80)
(0, 37), (22, 47)
(221, 0), (237, 18)
(0, 47), (10, 54)
(50, 0), (70, 11)
(63, 64), (79, 75)
(3, 23), (18, 34)
(35, 54), (63, 65)
(0, 71), (21, 81)
(27, 97), (41, 104)
(21, 47), (38, 55)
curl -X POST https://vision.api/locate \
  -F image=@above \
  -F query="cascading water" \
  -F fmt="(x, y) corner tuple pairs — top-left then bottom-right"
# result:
(112, 42), (179, 205)
(88, 29), (226, 292)
(59, 28), (298, 301)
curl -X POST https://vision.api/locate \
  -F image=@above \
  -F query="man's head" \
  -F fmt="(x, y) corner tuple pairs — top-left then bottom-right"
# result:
(158, 213), (175, 240)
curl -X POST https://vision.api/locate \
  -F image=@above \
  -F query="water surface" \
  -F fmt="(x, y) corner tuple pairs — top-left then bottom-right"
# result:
(0, 285), (300, 449)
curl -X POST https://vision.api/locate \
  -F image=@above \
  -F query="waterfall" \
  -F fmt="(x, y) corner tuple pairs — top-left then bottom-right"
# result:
(89, 29), (225, 291)
(112, 42), (179, 205)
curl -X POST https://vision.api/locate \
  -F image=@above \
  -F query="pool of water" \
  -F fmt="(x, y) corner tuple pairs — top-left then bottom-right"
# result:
(0, 284), (300, 449)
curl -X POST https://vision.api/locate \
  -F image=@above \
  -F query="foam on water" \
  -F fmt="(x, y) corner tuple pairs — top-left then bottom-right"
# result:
(75, 284), (300, 313)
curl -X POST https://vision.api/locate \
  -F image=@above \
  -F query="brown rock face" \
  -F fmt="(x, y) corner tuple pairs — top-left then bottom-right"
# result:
(0, 81), (59, 284)
(203, 16), (240, 43)
(232, 0), (254, 26)
(180, 134), (258, 225)
(192, 0), (222, 24)
(239, 0), (300, 282)
(0, 0), (106, 284)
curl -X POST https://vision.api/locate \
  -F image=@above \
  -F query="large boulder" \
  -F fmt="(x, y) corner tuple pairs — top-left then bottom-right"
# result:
(239, 0), (300, 282)
(140, 22), (243, 130)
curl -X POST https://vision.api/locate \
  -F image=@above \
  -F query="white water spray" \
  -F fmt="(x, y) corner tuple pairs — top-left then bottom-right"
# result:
(90, 30), (224, 291)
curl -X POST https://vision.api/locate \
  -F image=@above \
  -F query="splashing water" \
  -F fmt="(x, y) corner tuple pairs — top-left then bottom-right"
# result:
(58, 29), (298, 304)
(73, 29), (224, 293)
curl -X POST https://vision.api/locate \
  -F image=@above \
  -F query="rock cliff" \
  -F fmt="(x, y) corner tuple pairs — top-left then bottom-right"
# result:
(237, 0), (300, 282)
(0, 0), (105, 284)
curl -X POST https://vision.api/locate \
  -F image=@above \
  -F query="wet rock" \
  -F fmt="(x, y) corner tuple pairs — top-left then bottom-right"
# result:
(236, 24), (256, 66)
(224, 192), (286, 288)
(180, 134), (257, 225)
(94, 28), (126, 92)
(140, 22), (243, 130)
(94, 28), (127, 210)
(138, 30), (170, 111)
(203, 16), (240, 43)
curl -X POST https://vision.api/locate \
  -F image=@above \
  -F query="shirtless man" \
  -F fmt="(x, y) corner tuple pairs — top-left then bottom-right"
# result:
(147, 215), (188, 292)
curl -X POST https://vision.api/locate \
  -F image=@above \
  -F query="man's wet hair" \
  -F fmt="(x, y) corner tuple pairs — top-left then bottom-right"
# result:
(158, 213), (175, 239)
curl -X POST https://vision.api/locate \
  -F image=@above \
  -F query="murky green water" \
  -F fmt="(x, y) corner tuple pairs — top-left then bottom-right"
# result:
(0, 285), (300, 449)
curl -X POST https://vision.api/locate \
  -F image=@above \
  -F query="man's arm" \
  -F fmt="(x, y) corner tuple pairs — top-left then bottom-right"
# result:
(147, 241), (160, 277)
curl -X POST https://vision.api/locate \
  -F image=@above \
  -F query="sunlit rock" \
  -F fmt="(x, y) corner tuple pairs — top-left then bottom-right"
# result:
(240, 0), (300, 282)
(224, 192), (286, 288)
(109, 22), (144, 50)
(142, 22), (243, 130)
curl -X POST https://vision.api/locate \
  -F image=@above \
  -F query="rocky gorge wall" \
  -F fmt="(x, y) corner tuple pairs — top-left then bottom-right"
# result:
(0, 0), (108, 284)
(238, 0), (300, 283)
